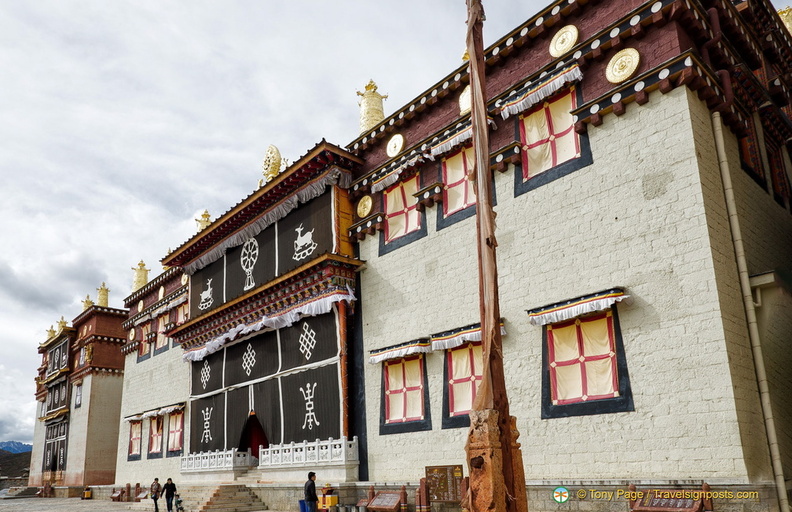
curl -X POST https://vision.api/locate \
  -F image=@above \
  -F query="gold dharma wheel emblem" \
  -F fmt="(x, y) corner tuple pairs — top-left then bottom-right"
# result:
(357, 195), (373, 218)
(549, 25), (579, 58)
(386, 134), (405, 158)
(606, 48), (641, 84)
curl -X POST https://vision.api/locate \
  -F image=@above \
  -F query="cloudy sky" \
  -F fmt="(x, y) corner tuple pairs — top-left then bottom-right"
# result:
(1, 1), (788, 445)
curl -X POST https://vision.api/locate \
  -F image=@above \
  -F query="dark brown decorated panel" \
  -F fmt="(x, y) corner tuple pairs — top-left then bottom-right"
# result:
(225, 330), (279, 387)
(277, 191), (333, 275)
(280, 363), (340, 444)
(191, 350), (224, 395)
(190, 393), (225, 453)
(279, 313), (339, 372)
(226, 225), (276, 304)
(226, 386), (250, 450)
(189, 257), (224, 319)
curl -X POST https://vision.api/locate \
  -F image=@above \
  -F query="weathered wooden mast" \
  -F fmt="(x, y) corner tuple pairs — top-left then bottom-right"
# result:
(464, 2), (527, 512)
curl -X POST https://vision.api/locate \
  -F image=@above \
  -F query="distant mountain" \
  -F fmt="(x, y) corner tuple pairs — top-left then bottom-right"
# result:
(0, 449), (30, 478)
(0, 441), (32, 454)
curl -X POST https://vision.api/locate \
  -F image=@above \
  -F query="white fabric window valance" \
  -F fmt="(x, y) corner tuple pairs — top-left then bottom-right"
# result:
(526, 288), (628, 326)
(430, 322), (507, 351)
(369, 338), (432, 365)
(498, 64), (583, 120)
(124, 403), (185, 422)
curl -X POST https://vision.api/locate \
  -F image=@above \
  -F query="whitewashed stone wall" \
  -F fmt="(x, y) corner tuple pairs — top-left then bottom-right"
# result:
(27, 401), (46, 486)
(358, 87), (765, 484)
(114, 343), (190, 486)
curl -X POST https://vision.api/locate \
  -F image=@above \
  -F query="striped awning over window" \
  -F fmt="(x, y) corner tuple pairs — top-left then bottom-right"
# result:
(430, 321), (507, 351)
(369, 338), (432, 364)
(526, 288), (628, 326)
(498, 64), (583, 120)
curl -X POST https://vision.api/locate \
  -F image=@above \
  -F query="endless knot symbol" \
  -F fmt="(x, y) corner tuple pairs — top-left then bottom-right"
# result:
(200, 360), (211, 389)
(298, 322), (317, 360)
(242, 343), (256, 376)
(300, 382), (320, 430)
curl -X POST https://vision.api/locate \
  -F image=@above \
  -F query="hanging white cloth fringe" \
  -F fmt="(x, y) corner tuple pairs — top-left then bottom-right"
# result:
(500, 65), (583, 120)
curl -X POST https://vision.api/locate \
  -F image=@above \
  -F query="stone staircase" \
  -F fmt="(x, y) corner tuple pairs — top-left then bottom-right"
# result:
(128, 484), (269, 512)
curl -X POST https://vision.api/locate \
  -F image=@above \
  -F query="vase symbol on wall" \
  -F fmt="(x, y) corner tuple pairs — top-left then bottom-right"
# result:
(198, 278), (214, 311)
(293, 224), (318, 261)
(241, 237), (259, 291)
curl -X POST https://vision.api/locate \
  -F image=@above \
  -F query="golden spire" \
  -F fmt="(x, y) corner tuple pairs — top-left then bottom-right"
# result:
(462, 49), (470, 62)
(57, 316), (68, 332)
(196, 210), (212, 231)
(132, 260), (150, 292)
(357, 80), (388, 135)
(82, 294), (94, 310)
(779, 7), (792, 35)
(46, 325), (56, 339)
(96, 282), (109, 307)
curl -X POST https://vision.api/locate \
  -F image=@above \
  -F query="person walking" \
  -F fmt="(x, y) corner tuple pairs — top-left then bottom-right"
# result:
(150, 478), (162, 512)
(163, 478), (177, 512)
(304, 472), (318, 512)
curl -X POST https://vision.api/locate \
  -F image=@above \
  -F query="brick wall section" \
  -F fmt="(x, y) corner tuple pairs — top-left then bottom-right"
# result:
(689, 97), (773, 482)
(754, 287), (792, 480)
(358, 86), (755, 483)
(114, 342), (190, 486)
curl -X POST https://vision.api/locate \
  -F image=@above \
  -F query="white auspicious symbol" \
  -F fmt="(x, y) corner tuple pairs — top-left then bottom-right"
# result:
(198, 278), (214, 311)
(240, 238), (259, 291)
(59, 447), (65, 465)
(200, 407), (213, 443)
(242, 343), (256, 376)
(298, 322), (317, 360)
(293, 224), (318, 261)
(200, 360), (211, 389)
(300, 382), (320, 430)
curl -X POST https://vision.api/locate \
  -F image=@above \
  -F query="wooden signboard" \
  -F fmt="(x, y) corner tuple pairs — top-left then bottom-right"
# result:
(367, 492), (402, 512)
(425, 465), (464, 503)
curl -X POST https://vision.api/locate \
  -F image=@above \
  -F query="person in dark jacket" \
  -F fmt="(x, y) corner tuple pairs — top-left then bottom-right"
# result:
(150, 478), (162, 512)
(304, 472), (318, 512)
(163, 478), (177, 512)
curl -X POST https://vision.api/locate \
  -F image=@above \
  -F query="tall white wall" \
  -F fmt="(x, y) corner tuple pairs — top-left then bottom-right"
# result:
(357, 87), (761, 483)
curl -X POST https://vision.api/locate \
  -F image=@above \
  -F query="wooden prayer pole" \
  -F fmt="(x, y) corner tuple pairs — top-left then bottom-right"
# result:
(464, 2), (527, 512)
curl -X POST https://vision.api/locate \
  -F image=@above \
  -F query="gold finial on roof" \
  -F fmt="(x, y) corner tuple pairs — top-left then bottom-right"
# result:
(357, 80), (388, 135)
(779, 7), (792, 34)
(132, 260), (150, 292)
(261, 145), (283, 184)
(82, 294), (94, 311)
(46, 325), (56, 339)
(57, 316), (68, 332)
(196, 210), (212, 231)
(96, 282), (109, 307)
(462, 49), (470, 62)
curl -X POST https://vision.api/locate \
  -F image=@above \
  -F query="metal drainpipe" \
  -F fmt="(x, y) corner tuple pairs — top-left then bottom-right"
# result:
(710, 110), (790, 512)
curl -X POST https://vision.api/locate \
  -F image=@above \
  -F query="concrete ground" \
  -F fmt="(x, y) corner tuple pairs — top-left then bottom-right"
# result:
(0, 496), (133, 511)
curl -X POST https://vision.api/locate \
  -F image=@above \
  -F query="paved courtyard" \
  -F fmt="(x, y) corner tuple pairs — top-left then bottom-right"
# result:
(0, 497), (134, 511)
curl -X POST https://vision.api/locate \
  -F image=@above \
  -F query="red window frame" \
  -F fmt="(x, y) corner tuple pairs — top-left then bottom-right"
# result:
(128, 421), (142, 456)
(547, 310), (618, 405)
(384, 356), (425, 424)
(167, 412), (184, 452)
(441, 147), (477, 217)
(446, 342), (482, 417)
(519, 88), (580, 180)
(155, 317), (168, 350)
(384, 175), (422, 243)
(148, 416), (163, 454)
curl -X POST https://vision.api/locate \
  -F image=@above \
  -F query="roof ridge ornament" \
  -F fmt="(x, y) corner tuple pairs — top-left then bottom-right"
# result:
(131, 260), (150, 292)
(357, 80), (388, 135)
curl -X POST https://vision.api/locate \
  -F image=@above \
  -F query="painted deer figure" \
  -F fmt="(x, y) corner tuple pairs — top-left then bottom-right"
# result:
(294, 224), (315, 251)
(198, 278), (214, 310)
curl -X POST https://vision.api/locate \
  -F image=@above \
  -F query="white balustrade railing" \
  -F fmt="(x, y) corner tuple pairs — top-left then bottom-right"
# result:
(181, 447), (256, 473)
(259, 436), (358, 468)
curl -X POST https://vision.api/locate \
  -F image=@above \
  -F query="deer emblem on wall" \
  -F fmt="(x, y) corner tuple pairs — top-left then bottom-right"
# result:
(198, 278), (214, 311)
(293, 224), (318, 261)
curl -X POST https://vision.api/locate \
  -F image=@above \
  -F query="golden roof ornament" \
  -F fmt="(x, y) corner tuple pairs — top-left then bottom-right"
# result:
(779, 7), (792, 35)
(261, 145), (283, 184)
(132, 260), (150, 292)
(82, 294), (94, 311)
(96, 282), (109, 307)
(357, 80), (388, 135)
(46, 325), (56, 339)
(462, 49), (470, 62)
(196, 210), (212, 231)
(57, 316), (68, 332)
